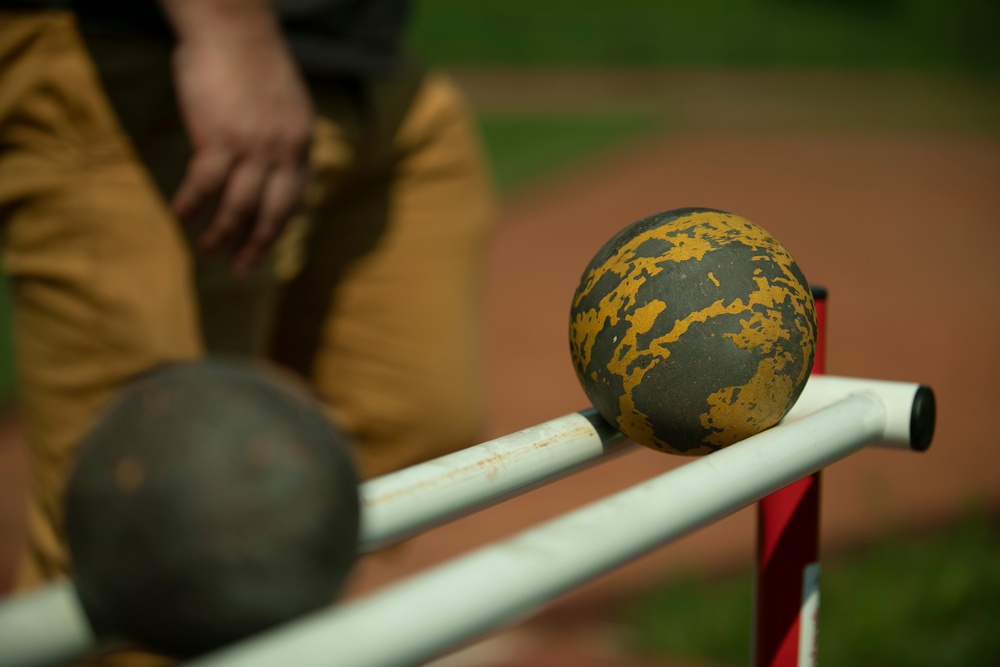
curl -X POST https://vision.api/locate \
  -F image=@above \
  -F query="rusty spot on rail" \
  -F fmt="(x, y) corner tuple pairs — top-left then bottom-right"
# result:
(363, 422), (597, 508)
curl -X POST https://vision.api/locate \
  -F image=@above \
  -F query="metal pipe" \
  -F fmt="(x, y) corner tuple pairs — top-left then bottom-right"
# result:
(0, 582), (99, 667)
(360, 409), (627, 552)
(784, 376), (935, 451)
(361, 375), (934, 554)
(186, 394), (892, 667)
(0, 376), (934, 667)
(754, 285), (827, 667)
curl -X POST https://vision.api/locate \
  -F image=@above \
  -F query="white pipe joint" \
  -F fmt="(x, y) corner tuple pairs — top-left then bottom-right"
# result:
(784, 375), (935, 451)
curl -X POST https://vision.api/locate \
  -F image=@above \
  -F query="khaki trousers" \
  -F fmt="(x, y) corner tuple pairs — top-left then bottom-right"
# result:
(0, 8), (495, 615)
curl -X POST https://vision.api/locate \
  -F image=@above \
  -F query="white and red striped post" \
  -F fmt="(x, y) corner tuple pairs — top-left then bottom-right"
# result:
(754, 286), (827, 667)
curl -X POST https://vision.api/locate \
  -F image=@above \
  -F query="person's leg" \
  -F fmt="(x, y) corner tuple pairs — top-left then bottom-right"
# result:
(272, 70), (497, 479)
(0, 11), (202, 588)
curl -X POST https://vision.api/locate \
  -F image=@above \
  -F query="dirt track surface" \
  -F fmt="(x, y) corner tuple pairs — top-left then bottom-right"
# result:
(1, 70), (998, 665)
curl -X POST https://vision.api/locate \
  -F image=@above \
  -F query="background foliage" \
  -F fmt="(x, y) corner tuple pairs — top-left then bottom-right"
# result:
(409, 0), (1000, 70)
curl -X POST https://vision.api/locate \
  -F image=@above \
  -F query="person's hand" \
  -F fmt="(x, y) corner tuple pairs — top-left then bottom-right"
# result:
(163, 0), (314, 276)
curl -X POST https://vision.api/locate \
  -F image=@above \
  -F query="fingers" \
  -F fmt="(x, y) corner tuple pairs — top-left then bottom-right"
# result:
(174, 148), (310, 277)
(230, 164), (309, 276)
(171, 149), (233, 222)
(197, 160), (269, 253)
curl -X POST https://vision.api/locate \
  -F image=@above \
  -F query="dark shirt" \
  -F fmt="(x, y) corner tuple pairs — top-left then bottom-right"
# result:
(1, 0), (411, 76)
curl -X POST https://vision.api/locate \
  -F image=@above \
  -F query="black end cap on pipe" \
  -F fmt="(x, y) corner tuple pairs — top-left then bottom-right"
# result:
(910, 385), (936, 452)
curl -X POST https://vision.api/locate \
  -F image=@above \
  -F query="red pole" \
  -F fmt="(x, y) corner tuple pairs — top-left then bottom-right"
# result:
(753, 287), (827, 667)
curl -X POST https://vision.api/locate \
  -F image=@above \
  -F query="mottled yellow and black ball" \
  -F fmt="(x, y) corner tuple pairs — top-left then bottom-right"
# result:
(569, 208), (816, 456)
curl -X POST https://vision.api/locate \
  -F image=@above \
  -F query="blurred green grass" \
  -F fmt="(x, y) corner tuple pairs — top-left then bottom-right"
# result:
(621, 509), (1000, 666)
(478, 113), (663, 192)
(410, 0), (1000, 70)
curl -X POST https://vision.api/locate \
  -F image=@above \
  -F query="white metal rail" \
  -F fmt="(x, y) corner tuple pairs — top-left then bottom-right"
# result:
(186, 393), (896, 667)
(0, 375), (934, 667)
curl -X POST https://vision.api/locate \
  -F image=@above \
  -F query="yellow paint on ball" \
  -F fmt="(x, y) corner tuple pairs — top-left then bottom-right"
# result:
(569, 209), (816, 456)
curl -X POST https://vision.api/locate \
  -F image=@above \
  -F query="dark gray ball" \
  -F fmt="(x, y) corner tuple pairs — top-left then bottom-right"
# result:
(65, 359), (360, 657)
